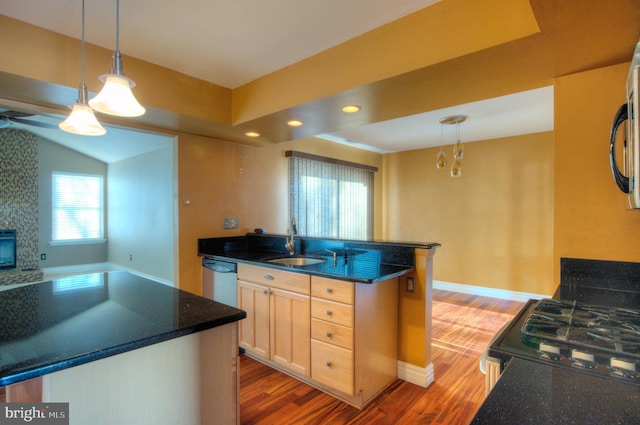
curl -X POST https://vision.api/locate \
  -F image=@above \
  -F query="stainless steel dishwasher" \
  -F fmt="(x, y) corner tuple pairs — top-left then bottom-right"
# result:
(202, 258), (237, 307)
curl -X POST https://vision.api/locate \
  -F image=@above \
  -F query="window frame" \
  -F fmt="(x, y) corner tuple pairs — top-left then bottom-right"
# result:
(287, 151), (376, 240)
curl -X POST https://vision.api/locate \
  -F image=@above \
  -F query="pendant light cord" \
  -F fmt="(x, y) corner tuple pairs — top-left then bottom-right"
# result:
(81, 0), (85, 87)
(115, 0), (120, 53)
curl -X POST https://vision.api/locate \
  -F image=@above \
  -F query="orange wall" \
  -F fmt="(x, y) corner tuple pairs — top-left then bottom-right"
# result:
(553, 63), (640, 283)
(385, 132), (555, 295)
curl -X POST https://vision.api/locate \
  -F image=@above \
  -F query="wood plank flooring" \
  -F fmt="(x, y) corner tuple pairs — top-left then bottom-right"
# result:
(240, 289), (524, 425)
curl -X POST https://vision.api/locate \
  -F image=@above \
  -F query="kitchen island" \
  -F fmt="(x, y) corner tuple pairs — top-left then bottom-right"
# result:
(0, 271), (246, 425)
(198, 233), (440, 406)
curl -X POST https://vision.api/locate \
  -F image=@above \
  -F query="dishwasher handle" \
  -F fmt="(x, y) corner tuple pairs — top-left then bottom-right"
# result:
(202, 259), (237, 273)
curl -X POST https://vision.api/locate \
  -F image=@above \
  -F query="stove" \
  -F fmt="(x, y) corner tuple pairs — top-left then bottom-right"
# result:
(486, 258), (640, 390)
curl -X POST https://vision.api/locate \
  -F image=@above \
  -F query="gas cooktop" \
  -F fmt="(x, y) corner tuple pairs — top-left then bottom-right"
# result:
(489, 298), (640, 386)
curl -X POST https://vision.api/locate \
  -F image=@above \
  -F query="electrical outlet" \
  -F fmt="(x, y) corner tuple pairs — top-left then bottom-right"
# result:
(224, 217), (239, 229)
(406, 277), (415, 293)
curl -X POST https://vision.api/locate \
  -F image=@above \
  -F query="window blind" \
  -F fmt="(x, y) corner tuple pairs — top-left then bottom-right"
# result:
(52, 172), (104, 242)
(287, 151), (375, 240)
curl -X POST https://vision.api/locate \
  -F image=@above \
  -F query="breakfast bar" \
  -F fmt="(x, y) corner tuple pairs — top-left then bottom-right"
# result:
(0, 271), (246, 425)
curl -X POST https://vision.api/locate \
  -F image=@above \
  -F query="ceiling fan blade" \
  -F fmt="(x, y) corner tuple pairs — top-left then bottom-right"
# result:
(9, 117), (58, 129)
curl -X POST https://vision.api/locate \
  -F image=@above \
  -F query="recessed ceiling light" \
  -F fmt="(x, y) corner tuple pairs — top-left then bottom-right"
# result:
(287, 120), (303, 127)
(245, 131), (260, 137)
(342, 105), (361, 113)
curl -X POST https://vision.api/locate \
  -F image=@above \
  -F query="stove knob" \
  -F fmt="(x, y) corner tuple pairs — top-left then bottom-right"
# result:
(571, 349), (595, 369)
(539, 342), (561, 360)
(611, 357), (636, 373)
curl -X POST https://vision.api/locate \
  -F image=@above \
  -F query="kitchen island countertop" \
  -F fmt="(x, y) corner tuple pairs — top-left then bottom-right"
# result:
(0, 271), (246, 386)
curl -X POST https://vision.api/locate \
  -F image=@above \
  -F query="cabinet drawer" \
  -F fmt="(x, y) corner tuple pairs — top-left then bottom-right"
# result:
(238, 263), (310, 295)
(311, 276), (354, 305)
(311, 340), (354, 396)
(311, 298), (353, 327)
(311, 318), (353, 350)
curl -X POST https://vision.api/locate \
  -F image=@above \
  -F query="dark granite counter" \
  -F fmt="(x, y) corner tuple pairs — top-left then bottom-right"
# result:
(0, 271), (246, 386)
(470, 358), (640, 424)
(199, 234), (440, 283)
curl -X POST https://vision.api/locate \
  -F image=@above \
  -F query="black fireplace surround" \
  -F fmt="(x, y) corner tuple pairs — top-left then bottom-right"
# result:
(0, 229), (17, 270)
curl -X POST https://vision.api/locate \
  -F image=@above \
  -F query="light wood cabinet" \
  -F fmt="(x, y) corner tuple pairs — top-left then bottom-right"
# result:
(238, 265), (399, 409)
(237, 264), (310, 377)
(310, 275), (398, 407)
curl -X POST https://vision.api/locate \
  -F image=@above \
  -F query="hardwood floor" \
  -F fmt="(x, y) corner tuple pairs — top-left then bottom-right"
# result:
(240, 289), (524, 425)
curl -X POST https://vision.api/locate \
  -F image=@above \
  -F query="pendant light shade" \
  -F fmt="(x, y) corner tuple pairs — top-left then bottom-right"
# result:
(60, 97), (107, 136)
(59, 0), (106, 136)
(89, 72), (145, 117)
(89, 0), (145, 117)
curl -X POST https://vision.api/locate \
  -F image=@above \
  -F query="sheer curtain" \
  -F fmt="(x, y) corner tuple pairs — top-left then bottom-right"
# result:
(287, 151), (375, 240)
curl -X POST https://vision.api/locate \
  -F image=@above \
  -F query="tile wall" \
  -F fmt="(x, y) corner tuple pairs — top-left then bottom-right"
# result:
(0, 128), (43, 285)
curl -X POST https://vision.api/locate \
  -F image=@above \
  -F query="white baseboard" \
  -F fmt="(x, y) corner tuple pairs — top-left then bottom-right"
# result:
(397, 361), (434, 388)
(41, 262), (173, 287)
(41, 262), (115, 281)
(433, 280), (548, 302)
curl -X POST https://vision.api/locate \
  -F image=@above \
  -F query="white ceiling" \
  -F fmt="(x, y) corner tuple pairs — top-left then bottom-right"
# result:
(0, 0), (440, 89)
(320, 86), (554, 153)
(0, 0), (553, 159)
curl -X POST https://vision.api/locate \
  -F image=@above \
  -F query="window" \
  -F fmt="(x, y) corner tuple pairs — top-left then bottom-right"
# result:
(287, 151), (376, 240)
(52, 172), (104, 244)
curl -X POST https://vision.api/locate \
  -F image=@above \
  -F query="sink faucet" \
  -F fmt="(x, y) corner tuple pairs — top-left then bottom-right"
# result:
(324, 248), (337, 266)
(286, 217), (297, 255)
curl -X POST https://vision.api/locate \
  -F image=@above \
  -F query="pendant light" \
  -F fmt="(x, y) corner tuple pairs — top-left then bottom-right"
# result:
(89, 0), (145, 117)
(437, 115), (467, 178)
(59, 0), (106, 136)
(435, 122), (448, 168)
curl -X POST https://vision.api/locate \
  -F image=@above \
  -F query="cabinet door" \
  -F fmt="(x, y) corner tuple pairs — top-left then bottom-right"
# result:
(270, 287), (310, 377)
(237, 280), (270, 359)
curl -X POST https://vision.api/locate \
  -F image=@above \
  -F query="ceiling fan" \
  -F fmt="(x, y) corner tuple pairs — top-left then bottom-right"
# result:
(0, 110), (58, 130)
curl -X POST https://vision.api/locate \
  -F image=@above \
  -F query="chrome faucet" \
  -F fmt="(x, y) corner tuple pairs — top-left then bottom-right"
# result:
(324, 248), (337, 266)
(286, 217), (297, 255)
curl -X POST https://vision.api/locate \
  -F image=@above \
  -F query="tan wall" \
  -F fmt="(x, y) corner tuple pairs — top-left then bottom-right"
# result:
(553, 62), (640, 283)
(385, 133), (555, 295)
(177, 134), (250, 295)
(177, 135), (384, 295)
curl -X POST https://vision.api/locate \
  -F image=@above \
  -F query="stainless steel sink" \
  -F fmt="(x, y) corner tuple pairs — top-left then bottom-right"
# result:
(267, 256), (326, 266)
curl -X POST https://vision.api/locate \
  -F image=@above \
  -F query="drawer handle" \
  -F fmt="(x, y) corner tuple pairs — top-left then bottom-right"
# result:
(326, 361), (333, 368)
(264, 274), (274, 280)
(326, 288), (333, 294)
(326, 332), (333, 339)
(326, 310), (332, 316)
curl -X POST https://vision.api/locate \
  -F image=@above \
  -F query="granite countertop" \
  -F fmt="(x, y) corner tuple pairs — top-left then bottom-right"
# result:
(204, 250), (414, 283)
(199, 234), (440, 283)
(470, 358), (640, 424)
(0, 271), (246, 386)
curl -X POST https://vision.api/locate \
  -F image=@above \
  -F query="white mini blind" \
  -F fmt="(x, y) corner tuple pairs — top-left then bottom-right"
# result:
(287, 151), (375, 240)
(52, 172), (104, 242)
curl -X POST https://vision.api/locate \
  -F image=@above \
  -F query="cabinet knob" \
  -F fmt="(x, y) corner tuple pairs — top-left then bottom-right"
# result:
(326, 361), (333, 368)
(326, 288), (333, 294)
(326, 332), (333, 338)
(326, 310), (332, 316)
(264, 274), (274, 280)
